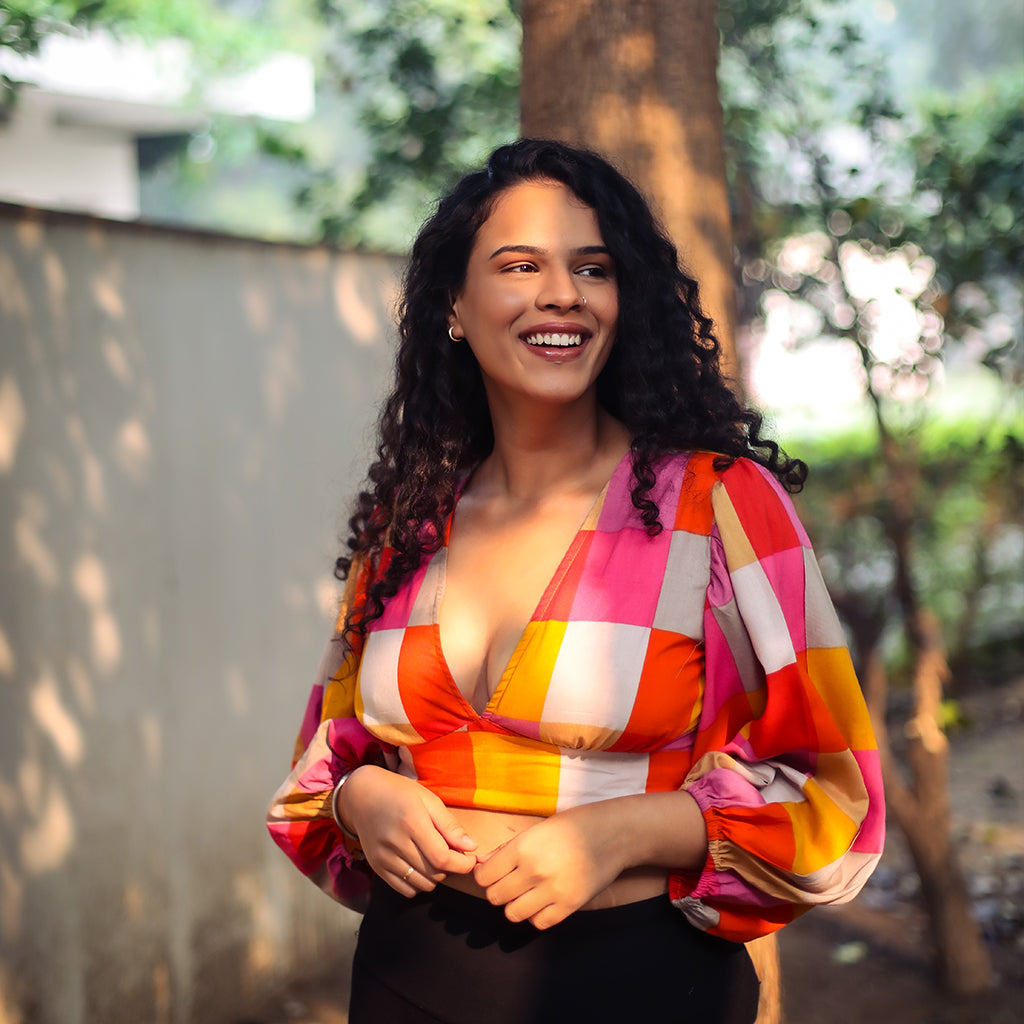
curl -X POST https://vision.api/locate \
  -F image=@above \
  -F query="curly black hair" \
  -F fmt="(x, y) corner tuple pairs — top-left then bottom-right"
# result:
(337, 138), (806, 635)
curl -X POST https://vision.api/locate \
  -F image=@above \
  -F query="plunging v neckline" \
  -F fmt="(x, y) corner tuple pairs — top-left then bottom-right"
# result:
(433, 449), (631, 717)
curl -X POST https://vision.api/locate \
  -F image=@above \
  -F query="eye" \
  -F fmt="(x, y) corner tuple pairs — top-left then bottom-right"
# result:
(578, 264), (610, 278)
(503, 262), (537, 273)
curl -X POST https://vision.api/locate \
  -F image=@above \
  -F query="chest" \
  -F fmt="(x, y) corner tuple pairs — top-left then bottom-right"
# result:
(440, 496), (596, 710)
(355, 452), (715, 752)
(356, 509), (710, 752)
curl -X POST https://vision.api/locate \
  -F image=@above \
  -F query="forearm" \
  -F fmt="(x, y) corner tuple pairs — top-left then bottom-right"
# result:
(567, 789), (708, 876)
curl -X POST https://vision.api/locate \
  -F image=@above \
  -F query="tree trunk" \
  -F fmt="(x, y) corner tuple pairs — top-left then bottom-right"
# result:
(520, 0), (739, 378)
(745, 933), (783, 1024)
(865, 619), (993, 994)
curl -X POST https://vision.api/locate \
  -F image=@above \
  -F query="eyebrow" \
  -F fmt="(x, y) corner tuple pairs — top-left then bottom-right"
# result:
(487, 244), (611, 260)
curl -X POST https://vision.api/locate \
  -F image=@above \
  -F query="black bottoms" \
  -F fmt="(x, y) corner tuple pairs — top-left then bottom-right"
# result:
(349, 881), (759, 1024)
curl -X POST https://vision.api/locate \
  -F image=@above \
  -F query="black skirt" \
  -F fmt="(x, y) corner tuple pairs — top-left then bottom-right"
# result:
(349, 880), (759, 1024)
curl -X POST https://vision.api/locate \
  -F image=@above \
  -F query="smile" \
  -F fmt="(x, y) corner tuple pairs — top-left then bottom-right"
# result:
(523, 332), (587, 348)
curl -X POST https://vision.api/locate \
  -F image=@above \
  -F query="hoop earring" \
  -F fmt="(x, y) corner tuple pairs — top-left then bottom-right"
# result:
(448, 326), (462, 343)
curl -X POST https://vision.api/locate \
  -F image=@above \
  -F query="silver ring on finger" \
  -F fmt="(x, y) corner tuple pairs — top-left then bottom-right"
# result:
(401, 865), (415, 884)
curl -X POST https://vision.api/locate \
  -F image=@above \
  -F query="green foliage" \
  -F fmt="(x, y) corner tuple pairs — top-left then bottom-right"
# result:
(2, 2), (110, 58)
(293, 0), (520, 248)
(0, 1), (112, 102)
(125, 0), (520, 249)
(0, 0), (316, 232)
(0, 0), (283, 106)
(794, 421), (1024, 688)
(0, 0), (273, 60)
(718, 0), (912, 331)
(938, 699), (967, 732)
(725, 2), (1022, 426)
(914, 82), (1023, 279)
(884, 0), (1024, 94)
(902, 75), (1024, 379)
(725, 7), (907, 232)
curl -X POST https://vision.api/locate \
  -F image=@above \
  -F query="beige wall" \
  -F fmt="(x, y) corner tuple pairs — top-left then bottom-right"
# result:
(0, 204), (400, 1024)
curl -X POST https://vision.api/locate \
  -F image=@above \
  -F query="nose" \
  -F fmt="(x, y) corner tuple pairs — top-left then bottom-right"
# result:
(537, 267), (583, 311)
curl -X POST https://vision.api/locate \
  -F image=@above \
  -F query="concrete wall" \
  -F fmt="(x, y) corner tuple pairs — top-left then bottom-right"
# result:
(0, 204), (399, 1024)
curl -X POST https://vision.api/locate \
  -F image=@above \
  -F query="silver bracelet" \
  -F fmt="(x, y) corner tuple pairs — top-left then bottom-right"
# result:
(330, 770), (361, 841)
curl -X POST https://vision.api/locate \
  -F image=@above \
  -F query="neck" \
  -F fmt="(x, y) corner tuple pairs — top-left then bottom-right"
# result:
(477, 393), (631, 503)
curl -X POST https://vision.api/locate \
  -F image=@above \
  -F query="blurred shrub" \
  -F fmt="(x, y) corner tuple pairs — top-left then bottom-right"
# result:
(795, 420), (1024, 690)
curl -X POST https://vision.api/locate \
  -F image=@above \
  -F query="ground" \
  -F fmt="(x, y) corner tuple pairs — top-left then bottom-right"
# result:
(241, 678), (1024, 1024)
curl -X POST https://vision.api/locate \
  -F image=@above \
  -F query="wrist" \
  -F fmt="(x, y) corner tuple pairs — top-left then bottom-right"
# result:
(332, 764), (378, 839)
(564, 799), (635, 875)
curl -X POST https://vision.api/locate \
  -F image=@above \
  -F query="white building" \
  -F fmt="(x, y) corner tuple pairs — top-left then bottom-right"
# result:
(0, 30), (314, 220)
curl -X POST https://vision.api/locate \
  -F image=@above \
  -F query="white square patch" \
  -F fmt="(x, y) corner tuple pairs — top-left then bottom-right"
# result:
(542, 621), (650, 733)
(731, 560), (797, 675)
(358, 628), (413, 729)
(555, 749), (652, 811)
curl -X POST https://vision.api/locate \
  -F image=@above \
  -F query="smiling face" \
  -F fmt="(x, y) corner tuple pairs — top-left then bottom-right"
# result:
(448, 179), (618, 414)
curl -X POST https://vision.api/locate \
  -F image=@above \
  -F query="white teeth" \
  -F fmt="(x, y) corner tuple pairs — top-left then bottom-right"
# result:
(524, 333), (584, 348)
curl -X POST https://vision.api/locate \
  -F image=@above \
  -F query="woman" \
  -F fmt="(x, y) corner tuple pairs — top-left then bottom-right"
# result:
(267, 139), (884, 1023)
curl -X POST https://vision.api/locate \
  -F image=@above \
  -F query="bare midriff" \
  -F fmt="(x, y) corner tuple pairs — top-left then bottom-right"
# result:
(441, 805), (669, 910)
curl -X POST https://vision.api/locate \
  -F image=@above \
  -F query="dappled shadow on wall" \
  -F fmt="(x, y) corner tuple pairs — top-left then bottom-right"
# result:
(0, 207), (392, 1023)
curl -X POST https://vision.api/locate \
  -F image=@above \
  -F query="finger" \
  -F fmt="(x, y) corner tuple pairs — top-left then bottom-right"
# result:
(480, 866), (532, 910)
(501, 889), (554, 926)
(398, 843), (449, 883)
(410, 819), (478, 875)
(389, 861), (437, 897)
(428, 807), (478, 853)
(438, 849), (478, 874)
(527, 901), (570, 931)
(474, 844), (515, 888)
(409, 829), (476, 876)
(372, 832), (446, 885)
(472, 834), (512, 866)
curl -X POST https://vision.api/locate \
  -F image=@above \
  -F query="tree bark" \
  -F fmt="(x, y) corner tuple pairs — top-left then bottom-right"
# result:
(865, 619), (993, 994)
(745, 932), (783, 1024)
(520, 0), (739, 379)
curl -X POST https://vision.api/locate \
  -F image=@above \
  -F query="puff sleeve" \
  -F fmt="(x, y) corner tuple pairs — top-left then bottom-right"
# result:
(669, 458), (885, 942)
(266, 554), (396, 911)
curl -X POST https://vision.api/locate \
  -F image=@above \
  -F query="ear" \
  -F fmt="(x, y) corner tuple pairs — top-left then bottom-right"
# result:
(447, 303), (464, 341)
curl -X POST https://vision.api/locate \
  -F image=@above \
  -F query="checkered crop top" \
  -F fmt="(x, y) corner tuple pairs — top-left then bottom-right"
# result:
(267, 451), (885, 941)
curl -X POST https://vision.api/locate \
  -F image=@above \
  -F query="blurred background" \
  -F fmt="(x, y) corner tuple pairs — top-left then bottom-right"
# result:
(0, 1), (1021, 1022)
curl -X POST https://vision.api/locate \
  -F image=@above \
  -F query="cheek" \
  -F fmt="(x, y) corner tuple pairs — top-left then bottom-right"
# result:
(598, 293), (619, 330)
(490, 284), (529, 318)
(463, 285), (527, 330)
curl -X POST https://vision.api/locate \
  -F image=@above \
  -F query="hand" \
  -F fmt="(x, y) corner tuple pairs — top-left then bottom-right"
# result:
(472, 804), (625, 930)
(339, 765), (478, 896)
